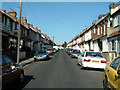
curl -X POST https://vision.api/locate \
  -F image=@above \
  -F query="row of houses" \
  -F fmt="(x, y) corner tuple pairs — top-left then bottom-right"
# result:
(0, 8), (56, 60)
(67, 3), (120, 61)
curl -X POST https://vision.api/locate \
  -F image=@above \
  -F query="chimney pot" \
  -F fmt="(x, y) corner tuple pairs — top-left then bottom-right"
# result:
(22, 17), (27, 23)
(1, 9), (6, 13)
(8, 9), (17, 17)
(109, 3), (119, 9)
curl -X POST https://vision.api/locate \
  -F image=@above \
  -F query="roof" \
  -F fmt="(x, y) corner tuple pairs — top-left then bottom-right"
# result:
(109, 30), (120, 38)
(95, 13), (110, 26)
(0, 8), (18, 22)
(93, 35), (102, 41)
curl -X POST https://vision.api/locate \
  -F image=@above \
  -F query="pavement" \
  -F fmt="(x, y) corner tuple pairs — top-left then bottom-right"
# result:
(19, 57), (34, 67)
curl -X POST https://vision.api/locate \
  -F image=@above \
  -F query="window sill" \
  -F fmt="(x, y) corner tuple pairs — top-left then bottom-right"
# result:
(114, 24), (120, 28)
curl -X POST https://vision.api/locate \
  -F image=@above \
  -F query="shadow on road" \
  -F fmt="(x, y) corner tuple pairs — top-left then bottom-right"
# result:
(3, 75), (35, 90)
(36, 57), (52, 62)
(82, 67), (104, 72)
(77, 64), (104, 72)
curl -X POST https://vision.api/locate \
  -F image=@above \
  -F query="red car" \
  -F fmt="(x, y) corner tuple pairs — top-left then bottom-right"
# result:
(68, 49), (73, 55)
(47, 48), (53, 55)
(1, 55), (24, 89)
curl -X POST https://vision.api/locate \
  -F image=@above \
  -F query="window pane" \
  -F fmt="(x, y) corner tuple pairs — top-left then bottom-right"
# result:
(111, 57), (120, 70)
(81, 52), (85, 57)
(3, 56), (13, 65)
(118, 64), (120, 70)
(112, 40), (114, 50)
(98, 25), (100, 35)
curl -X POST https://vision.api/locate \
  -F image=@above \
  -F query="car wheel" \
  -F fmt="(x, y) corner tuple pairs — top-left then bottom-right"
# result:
(19, 72), (25, 83)
(81, 62), (84, 69)
(71, 56), (73, 58)
(34, 59), (37, 62)
(104, 77), (109, 90)
(47, 55), (50, 59)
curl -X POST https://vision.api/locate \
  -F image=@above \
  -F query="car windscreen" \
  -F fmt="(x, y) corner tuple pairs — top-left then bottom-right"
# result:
(37, 50), (46, 54)
(47, 49), (52, 51)
(86, 52), (103, 58)
(52, 48), (56, 50)
(72, 50), (80, 53)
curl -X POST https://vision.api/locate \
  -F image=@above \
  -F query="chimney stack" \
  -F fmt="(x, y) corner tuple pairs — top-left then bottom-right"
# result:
(8, 9), (17, 17)
(22, 17), (27, 23)
(109, 3), (119, 9)
(98, 14), (105, 19)
(0, 9), (6, 13)
(30, 23), (33, 27)
(92, 21), (95, 24)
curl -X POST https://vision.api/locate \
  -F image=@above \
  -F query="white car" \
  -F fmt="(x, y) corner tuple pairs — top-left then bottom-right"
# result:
(78, 51), (106, 70)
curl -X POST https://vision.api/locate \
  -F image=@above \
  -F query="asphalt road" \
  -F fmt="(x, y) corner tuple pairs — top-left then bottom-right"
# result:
(10, 50), (104, 89)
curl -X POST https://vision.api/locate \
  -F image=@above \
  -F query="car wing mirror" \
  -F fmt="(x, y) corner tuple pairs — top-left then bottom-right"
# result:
(117, 70), (120, 76)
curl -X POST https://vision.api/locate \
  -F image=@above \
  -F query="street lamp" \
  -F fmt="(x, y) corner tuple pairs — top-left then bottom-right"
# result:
(53, 36), (54, 47)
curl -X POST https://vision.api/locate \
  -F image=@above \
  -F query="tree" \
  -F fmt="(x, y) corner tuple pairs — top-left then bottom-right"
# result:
(62, 41), (67, 48)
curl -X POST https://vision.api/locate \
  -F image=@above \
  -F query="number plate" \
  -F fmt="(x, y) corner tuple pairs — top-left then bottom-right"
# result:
(92, 61), (99, 63)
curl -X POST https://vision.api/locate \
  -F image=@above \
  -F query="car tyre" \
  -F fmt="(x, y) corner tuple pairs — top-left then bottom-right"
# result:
(77, 63), (80, 66)
(34, 59), (37, 62)
(80, 63), (84, 70)
(81, 65), (84, 70)
(47, 55), (50, 59)
(104, 77), (109, 90)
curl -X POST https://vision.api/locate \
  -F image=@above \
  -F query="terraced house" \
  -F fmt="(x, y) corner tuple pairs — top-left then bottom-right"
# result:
(67, 3), (120, 61)
(0, 8), (55, 61)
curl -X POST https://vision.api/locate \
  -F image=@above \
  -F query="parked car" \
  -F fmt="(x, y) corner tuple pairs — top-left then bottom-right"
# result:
(77, 51), (106, 69)
(65, 48), (70, 53)
(1, 55), (24, 89)
(71, 49), (81, 58)
(103, 56), (120, 90)
(34, 49), (50, 61)
(52, 48), (57, 53)
(67, 48), (73, 55)
(47, 48), (53, 55)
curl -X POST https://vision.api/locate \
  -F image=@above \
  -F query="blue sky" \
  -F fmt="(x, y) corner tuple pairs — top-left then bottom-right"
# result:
(2, 2), (115, 44)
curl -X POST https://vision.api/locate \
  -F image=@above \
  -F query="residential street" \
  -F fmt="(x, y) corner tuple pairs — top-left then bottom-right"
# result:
(1, 2), (120, 90)
(10, 50), (104, 89)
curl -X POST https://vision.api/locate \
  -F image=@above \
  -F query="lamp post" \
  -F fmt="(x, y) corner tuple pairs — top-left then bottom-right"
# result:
(17, 0), (22, 64)
(53, 36), (54, 47)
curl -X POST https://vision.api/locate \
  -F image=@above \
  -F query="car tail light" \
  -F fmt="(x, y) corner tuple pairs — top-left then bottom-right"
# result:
(84, 59), (91, 62)
(50, 50), (53, 53)
(101, 60), (106, 63)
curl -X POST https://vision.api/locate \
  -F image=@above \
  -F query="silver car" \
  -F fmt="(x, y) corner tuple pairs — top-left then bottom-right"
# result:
(34, 49), (50, 62)
(71, 49), (81, 58)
